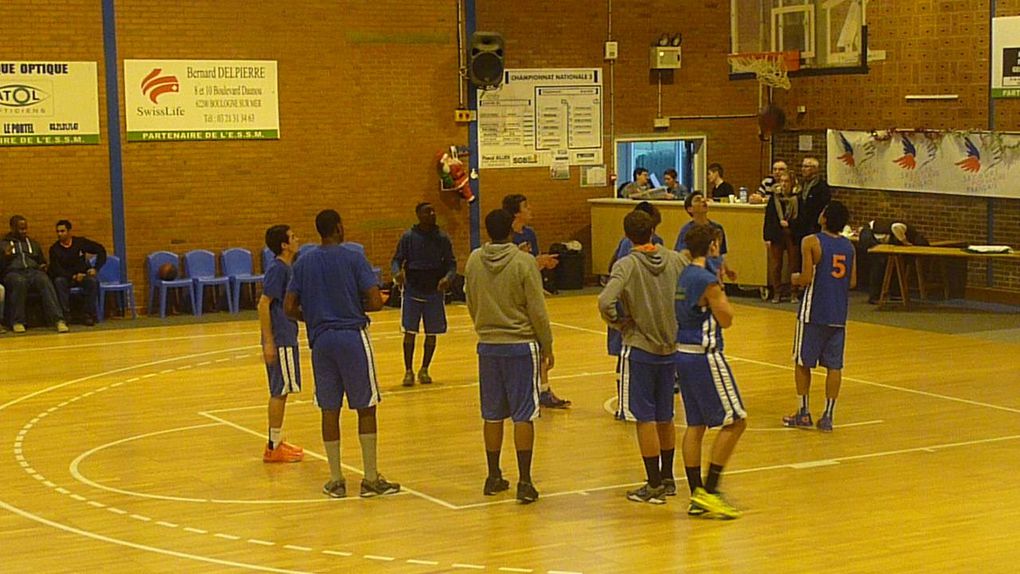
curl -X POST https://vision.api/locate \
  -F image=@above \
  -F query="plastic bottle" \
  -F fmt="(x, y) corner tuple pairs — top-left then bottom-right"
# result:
(738, 186), (748, 203)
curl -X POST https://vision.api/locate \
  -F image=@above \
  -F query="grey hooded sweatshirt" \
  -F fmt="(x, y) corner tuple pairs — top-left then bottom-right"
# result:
(465, 242), (553, 352)
(598, 244), (688, 356)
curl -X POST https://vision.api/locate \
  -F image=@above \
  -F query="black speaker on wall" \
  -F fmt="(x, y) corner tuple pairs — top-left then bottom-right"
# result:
(469, 31), (504, 88)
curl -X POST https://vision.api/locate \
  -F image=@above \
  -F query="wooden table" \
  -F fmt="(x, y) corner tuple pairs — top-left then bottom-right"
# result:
(869, 244), (1020, 307)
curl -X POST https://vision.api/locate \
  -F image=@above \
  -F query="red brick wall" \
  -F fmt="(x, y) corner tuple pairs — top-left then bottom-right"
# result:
(477, 0), (765, 262)
(770, 1), (1020, 292)
(3, 0), (1019, 310)
(0, 1), (111, 254)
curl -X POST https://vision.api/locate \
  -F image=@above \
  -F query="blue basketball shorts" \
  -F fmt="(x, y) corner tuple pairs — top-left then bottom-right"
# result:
(607, 327), (622, 356)
(401, 288), (447, 335)
(675, 350), (746, 428)
(477, 342), (541, 423)
(793, 321), (846, 370)
(620, 346), (676, 423)
(310, 328), (380, 410)
(265, 345), (302, 397)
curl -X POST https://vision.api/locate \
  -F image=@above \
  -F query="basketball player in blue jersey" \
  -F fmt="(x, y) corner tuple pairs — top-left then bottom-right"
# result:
(783, 200), (856, 432)
(607, 202), (664, 422)
(675, 223), (746, 519)
(285, 209), (401, 498)
(258, 225), (304, 463)
(599, 210), (687, 505)
(391, 202), (457, 387)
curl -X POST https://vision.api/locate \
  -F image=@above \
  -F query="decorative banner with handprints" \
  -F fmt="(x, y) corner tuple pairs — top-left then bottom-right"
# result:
(827, 129), (1020, 199)
(124, 60), (279, 142)
(0, 61), (100, 146)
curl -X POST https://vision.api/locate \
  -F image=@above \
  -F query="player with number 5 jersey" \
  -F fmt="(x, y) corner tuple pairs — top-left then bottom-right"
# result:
(784, 201), (856, 432)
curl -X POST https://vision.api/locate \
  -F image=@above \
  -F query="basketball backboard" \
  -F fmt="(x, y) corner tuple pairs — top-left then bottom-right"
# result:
(731, 0), (870, 74)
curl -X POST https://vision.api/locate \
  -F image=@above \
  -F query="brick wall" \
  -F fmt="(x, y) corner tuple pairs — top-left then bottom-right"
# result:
(3, 0), (1019, 312)
(0, 1), (111, 254)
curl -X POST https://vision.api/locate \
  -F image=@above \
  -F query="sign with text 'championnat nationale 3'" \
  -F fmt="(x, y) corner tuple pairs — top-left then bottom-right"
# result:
(0, 62), (100, 147)
(124, 60), (279, 142)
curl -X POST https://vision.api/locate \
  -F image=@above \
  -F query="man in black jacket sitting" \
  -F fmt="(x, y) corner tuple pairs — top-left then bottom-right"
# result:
(2, 215), (67, 333)
(49, 219), (106, 326)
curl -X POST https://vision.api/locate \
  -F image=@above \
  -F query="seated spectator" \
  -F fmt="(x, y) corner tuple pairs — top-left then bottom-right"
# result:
(49, 219), (107, 326)
(707, 162), (735, 200)
(619, 168), (653, 199)
(763, 172), (801, 303)
(663, 168), (687, 200)
(751, 160), (788, 203)
(2, 215), (67, 333)
(859, 218), (929, 304)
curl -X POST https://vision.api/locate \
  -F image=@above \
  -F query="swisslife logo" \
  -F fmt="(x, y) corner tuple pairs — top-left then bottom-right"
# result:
(140, 68), (179, 103)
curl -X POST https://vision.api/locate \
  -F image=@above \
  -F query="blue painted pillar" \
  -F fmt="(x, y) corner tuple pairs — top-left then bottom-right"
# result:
(102, 0), (127, 281)
(465, 0), (481, 249)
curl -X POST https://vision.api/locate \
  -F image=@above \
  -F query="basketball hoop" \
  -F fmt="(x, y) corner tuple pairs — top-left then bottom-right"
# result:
(727, 50), (800, 90)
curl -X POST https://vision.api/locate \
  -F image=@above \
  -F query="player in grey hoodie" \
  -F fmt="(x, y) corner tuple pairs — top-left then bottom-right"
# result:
(465, 209), (553, 504)
(598, 210), (688, 505)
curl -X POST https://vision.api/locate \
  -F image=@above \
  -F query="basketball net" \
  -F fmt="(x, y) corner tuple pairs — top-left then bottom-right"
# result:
(727, 51), (796, 91)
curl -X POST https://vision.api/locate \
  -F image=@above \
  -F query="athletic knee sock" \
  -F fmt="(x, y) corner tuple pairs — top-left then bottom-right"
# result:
(516, 449), (533, 484)
(660, 448), (675, 480)
(705, 463), (724, 493)
(824, 398), (836, 419)
(324, 440), (342, 481)
(486, 450), (502, 478)
(360, 434), (378, 482)
(268, 427), (282, 449)
(421, 337), (437, 370)
(685, 466), (703, 494)
(643, 456), (662, 488)
(800, 394), (810, 414)
(402, 338), (414, 372)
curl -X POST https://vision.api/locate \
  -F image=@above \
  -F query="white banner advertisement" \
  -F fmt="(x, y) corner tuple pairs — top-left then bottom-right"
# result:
(478, 68), (603, 169)
(992, 16), (1020, 98)
(124, 60), (279, 142)
(827, 129), (1020, 199)
(0, 61), (100, 146)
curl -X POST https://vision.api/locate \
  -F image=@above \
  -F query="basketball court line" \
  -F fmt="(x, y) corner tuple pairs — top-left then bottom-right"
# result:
(550, 320), (1020, 416)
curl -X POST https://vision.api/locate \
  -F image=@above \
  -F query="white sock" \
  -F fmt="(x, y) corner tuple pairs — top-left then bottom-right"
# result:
(324, 440), (342, 481)
(269, 428), (282, 449)
(360, 434), (378, 482)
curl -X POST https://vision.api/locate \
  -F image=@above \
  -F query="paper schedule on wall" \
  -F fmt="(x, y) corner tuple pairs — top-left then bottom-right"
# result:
(477, 68), (603, 168)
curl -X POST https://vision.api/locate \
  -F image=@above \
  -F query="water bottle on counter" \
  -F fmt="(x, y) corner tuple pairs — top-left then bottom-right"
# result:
(738, 186), (748, 203)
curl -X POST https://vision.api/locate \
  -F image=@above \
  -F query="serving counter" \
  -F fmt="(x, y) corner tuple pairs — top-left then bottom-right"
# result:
(589, 198), (768, 287)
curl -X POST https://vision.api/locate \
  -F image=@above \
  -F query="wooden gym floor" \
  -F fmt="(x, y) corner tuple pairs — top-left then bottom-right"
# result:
(2, 293), (1018, 573)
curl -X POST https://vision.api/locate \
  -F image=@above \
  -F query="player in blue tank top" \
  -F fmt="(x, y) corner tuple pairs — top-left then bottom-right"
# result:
(258, 225), (304, 463)
(674, 223), (746, 519)
(783, 201), (857, 432)
(285, 209), (401, 499)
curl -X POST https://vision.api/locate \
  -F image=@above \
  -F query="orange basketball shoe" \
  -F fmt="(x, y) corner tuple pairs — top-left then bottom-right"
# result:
(264, 443), (304, 463)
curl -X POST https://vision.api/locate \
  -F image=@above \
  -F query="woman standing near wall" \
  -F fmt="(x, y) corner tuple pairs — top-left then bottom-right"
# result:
(763, 173), (801, 304)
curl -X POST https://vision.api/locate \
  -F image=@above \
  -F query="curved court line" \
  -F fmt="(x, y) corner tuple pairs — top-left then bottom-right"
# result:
(67, 423), (341, 505)
(0, 345), (257, 412)
(0, 487), (311, 574)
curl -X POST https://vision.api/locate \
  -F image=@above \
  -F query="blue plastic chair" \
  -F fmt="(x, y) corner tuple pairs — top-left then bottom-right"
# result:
(222, 248), (263, 313)
(97, 255), (136, 321)
(184, 250), (232, 316)
(146, 251), (195, 318)
(343, 242), (383, 285)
